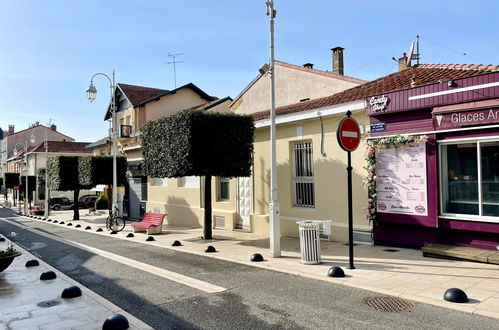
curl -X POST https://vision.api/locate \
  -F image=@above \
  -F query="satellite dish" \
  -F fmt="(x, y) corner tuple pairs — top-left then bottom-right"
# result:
(407, 41), (415, 66)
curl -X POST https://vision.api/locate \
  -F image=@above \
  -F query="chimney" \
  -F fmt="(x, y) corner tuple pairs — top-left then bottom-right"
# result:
(398, 52), (410, 71)
(303, 63), (314, 69)
(50, 124), (57, 131)
(410, 74), (421, 87)
(8, 125), (14, 135)
(331, 47), (344, 75)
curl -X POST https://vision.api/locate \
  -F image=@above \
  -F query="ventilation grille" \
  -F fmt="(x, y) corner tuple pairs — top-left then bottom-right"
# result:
(214, 216), (225, 229)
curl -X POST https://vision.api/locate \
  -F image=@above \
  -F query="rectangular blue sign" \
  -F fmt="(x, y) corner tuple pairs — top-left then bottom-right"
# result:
(370, 122), (386, 132)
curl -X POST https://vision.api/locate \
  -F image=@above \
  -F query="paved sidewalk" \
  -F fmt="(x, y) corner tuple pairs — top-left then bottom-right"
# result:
(0, 231), (152, 329)
(9, 209), (499, 321)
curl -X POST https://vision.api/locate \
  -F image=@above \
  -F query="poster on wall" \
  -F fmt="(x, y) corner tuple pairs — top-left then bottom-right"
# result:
(376, 144), (428, 216)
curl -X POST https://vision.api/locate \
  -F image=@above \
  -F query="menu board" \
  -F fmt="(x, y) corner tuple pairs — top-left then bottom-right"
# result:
(376, 144), (428, 216)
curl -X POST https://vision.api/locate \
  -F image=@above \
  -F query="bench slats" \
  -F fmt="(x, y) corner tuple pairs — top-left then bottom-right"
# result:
(130, 213), (166, 229)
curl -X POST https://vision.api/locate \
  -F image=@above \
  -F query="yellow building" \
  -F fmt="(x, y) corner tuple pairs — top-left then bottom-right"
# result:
(90, 82), (233, 221)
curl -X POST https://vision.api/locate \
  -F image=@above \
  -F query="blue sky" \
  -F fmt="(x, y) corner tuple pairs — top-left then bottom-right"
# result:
(1, 0), (498, 142)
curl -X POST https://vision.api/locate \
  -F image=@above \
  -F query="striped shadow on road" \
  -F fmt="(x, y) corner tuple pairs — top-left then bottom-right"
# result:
(3, 218), (227, 294)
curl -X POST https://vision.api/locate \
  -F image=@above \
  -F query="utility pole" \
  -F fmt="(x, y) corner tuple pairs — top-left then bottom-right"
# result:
(167, 53), (184, 88)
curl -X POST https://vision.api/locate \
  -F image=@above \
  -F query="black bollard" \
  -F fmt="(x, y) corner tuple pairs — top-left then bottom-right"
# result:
(61, 286), (82, 299)
(444, 288), (468, 303)
(40, 271), (57, 281)
(327, 266), (345, 278)
(205, 246), (216, 253)
(171, 240), (182, 246)
(25, 259), (40, 267)
(250, 253), (264, 262)
(102, 314), (129, 330)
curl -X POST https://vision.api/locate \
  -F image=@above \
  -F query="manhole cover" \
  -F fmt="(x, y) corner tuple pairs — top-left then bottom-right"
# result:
(37, 300), (61, 308)
(363, 296), (416, 312)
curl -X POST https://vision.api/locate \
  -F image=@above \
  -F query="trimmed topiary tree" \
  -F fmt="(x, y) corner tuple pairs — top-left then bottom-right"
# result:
(79, 156), (127, 210)
(37, 168), (45, 200)
(19, 176), (36, 204)
(47, 156), (93, 220)
(142, 109), (254, 239)
(4, 173), (20, 206)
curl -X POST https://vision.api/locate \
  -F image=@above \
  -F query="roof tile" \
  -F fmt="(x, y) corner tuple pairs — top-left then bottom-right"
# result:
(253, 64), (499, 121)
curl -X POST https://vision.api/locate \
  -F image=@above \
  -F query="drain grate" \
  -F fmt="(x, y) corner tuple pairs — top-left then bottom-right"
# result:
(383, 249), (399, 252)
(37, 299), (61, 308)
(363, 296), (416, 312)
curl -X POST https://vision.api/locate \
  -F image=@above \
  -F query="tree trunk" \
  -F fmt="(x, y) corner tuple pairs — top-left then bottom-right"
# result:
(73, 189), (80, 220)
(203, 175), (212, 240)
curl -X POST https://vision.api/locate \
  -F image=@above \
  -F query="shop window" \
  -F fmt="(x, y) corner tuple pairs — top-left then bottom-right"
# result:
(218, 177), (229, 201)
(441, 140), (499, 219)
(292, 141), (315, 208)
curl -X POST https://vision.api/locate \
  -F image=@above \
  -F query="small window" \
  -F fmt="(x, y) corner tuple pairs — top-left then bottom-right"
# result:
(218, 177), (230, 201)
(293, 141), (315, 208)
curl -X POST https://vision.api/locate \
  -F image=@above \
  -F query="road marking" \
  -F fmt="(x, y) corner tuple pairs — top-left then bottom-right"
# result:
(3, 218), (227, 294)
(342, 131), (358, 138)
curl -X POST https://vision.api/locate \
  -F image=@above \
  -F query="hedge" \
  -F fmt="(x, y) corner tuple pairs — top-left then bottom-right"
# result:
(4, 173), (20, 189)
(141, 110), (254, 178)
(141, 109), (255, 239)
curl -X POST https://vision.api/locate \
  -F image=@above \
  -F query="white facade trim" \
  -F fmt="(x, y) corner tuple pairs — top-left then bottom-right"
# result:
(255, 100), (366, 128)
(408, 81), (499, 101)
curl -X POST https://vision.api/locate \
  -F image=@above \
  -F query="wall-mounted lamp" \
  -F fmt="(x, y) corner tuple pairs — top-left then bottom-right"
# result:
(448, 80), (456, 88)
(258, 63), (271, 75)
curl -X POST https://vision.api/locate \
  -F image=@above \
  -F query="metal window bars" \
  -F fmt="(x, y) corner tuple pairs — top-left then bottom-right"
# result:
(293, 142), (315, 208)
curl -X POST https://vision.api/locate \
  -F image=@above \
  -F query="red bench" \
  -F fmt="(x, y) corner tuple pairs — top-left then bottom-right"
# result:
(130, 213), (166, 235)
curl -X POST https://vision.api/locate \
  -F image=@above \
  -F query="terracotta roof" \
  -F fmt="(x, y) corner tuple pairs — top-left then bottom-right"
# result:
(117, 83), (168, 107)
(30, 141), (93, 154)
(5, 124), (74, 141)
(253, 64), (499, 121)
(230, 60), (366, 108)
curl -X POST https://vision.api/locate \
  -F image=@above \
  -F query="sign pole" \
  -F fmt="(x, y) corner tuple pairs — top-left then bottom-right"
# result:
(336, 110), (360, 270)
(347, 150), (355, 269)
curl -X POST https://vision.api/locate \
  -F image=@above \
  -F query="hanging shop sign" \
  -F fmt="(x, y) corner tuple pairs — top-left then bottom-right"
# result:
(433, 108), (499, 130)
(376, 144), (428, 216)
(368, 95), (390, 113)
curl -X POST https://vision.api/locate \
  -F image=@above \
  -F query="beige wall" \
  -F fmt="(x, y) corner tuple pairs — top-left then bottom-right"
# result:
(252, 110), (371, 242)
(232, 65), (361, 114)
(146, 177), (238, 229)
(145, 89), (207, 123)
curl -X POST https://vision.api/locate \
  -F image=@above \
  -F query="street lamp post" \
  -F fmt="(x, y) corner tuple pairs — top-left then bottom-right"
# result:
(265, 0), (280, 258)
(44, 120), (52, 219)
(86, 71), (118, 217)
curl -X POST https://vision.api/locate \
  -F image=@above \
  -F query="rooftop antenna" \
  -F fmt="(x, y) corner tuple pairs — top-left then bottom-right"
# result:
(166, 52), (184, 88)
(410, 35), (421, 65)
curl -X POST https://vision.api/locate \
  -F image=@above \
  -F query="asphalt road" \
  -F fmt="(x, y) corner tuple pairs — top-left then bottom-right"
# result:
(1, 208), (498, 330)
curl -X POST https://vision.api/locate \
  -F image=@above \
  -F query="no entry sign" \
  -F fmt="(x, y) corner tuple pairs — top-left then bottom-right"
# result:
(337, 116), (361, 152)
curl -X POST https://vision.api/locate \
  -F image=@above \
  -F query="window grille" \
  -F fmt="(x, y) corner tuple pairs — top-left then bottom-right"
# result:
(293, 141), (315, 208)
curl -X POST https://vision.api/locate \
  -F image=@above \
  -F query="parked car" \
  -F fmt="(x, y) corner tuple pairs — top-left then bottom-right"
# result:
(49, 197), (74, 211)
(78, 195), (97, 208)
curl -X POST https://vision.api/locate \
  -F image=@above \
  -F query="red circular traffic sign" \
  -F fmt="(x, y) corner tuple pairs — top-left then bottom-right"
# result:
(337, 116), (361, 151)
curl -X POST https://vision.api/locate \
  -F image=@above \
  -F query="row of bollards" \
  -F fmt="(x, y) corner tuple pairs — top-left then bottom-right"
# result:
(17, 212), (470, 305)
(25, 258), (130, 328)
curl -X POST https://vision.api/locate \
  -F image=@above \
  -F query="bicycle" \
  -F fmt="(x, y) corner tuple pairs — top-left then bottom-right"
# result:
(106, 206), (126, 232)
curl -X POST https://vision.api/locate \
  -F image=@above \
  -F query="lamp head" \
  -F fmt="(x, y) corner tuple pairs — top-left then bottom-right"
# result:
(259, 63), (271, 75)
(86, 83), (97, 102)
